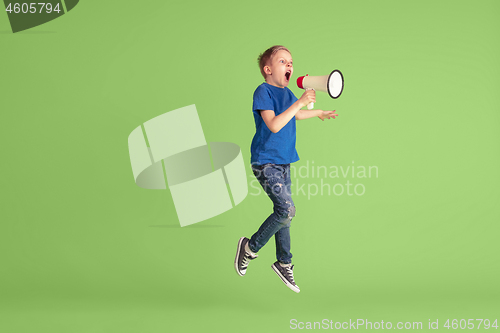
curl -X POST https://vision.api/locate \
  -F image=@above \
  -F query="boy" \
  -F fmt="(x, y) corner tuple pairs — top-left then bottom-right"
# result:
(234, 45), (338, 293)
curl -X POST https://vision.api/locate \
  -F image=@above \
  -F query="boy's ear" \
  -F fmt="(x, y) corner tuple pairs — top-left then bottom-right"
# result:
(264, 66), (272, 75)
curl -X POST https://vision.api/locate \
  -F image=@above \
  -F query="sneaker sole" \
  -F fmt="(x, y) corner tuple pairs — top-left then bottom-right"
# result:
(272, 264), (300, 293)
(234, 237), (246, 277)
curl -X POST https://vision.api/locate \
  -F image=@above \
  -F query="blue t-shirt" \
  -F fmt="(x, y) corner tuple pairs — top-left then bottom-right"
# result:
(251, 82), (300, 165)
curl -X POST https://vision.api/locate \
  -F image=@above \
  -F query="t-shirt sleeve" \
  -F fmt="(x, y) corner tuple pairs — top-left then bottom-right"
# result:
(290, 90), (298, 104)
(253, 85), (274, 112)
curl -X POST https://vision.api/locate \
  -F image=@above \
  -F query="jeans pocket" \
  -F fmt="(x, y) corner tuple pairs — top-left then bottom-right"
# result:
(263, 164), (285, 180)
(252, 165), (264, 179)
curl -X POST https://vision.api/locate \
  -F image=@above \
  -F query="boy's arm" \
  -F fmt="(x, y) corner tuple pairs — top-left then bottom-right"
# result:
(296, 109), (322, 120)
(261, 90), (315, 133)
(296, 109), (338, 120)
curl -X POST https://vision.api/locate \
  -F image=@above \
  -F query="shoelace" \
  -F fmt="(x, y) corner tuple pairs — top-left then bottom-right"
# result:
(284, 266), (295, 284)
(241, 252), (254, 269)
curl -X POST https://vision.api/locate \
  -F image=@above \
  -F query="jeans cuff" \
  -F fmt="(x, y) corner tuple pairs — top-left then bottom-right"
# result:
(247, 242), (257, 254)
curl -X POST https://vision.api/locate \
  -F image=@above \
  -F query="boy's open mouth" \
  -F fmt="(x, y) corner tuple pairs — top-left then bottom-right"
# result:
(285, 71), (291, 81)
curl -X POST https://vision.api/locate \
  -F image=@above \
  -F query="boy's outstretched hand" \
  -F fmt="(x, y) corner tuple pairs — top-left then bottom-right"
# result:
(318, 110), (338, 121)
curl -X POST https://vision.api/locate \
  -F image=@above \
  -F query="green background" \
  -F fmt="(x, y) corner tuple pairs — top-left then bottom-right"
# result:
(1, 0), (499, 332)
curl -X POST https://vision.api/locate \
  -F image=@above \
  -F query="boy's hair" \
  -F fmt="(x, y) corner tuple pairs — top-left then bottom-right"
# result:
(257, 45), (291, 79)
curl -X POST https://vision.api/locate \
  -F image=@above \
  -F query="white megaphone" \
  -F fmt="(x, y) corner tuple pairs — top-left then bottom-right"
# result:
(297, 70), (344, 109)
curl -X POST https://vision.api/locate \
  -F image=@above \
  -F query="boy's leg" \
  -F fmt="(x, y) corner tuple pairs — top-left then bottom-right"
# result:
(275, 164), (294, 264)
(248, 164), (294, 254)
(275, 222), (292, 264)
(271, 165), (299, 292)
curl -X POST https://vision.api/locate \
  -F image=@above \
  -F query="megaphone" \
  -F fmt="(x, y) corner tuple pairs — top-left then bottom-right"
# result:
(297, 70), (344, 109)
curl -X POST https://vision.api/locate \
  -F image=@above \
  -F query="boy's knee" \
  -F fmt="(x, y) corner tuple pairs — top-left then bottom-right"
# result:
(276, 205), (295, 224)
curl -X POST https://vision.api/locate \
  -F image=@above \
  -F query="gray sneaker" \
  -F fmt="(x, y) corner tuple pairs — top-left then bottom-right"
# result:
(234, 237), (258, 276)
(271, 261), (300, 293)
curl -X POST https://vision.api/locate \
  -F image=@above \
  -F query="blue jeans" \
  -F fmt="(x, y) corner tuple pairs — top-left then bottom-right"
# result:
(248, 163), (295, 264)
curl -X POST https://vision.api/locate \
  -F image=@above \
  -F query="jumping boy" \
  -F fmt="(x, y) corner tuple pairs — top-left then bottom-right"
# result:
(234, 45), (338, 293)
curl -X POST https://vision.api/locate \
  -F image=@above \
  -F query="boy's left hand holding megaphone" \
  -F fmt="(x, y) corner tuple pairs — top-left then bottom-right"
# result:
(297, 89), (316, 110)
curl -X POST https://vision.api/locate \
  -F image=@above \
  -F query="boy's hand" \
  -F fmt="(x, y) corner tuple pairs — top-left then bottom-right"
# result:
(318, 110), (338, 121)
(298, 89), (316, 108)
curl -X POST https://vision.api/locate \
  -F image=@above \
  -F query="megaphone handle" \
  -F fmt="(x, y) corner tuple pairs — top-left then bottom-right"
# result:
(306, 88), (314, 110)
